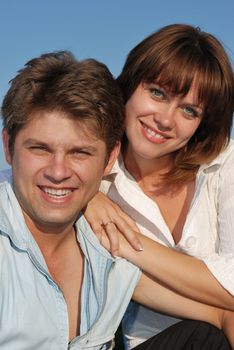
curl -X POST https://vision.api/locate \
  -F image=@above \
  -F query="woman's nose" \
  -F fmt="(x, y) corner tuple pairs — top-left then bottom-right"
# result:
(153, 103), (176, 130)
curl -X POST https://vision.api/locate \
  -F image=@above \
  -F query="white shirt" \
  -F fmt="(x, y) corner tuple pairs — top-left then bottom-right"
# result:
(100, 140), (234, 349)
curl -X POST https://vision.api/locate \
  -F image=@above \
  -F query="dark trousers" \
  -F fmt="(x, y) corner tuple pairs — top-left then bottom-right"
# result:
(133, 320), (231, 350)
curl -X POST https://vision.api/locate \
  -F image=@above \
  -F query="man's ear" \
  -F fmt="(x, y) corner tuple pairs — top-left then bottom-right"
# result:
(103, 142), (121, 176)
(2, 129), (12, 165)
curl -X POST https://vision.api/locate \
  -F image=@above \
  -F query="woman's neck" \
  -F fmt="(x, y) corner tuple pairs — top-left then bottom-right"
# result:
(123, 144), (174, 185)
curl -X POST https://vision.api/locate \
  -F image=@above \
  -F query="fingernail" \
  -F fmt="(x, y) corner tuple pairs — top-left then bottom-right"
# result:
(137, 244), (143, 251)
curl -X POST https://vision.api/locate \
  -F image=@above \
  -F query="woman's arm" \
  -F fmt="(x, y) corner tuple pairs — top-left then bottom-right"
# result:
(85, 190), (234, 310)
(119, 233), (234, 311)
(133, 273), (234, 349)
(133, 273), (221, 327)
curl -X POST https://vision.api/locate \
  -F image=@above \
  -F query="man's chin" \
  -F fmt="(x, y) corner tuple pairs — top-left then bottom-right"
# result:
(27, 211), (79, 234)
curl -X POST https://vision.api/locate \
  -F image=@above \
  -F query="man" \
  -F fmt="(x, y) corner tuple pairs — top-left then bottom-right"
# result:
(0, 51), (140, 349)
(0, 51), (231, 350)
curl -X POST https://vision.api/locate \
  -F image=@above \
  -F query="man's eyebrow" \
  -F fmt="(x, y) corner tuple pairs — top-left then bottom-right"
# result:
(23, 138), (99, 152)
(23, 139), (49, 146)
(69, 145), (99, 153)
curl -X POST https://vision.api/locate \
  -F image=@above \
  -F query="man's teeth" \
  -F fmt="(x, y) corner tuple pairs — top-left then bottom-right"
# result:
(145, 126), (164, 139)
(43, 187), (72, 198)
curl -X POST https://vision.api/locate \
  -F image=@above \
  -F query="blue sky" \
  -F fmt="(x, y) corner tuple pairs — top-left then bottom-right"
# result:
(0, 0), (233, 169)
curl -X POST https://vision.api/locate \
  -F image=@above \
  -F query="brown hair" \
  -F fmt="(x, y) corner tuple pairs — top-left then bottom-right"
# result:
(118, 24), (234, 184)
(1, 51), (125, 158)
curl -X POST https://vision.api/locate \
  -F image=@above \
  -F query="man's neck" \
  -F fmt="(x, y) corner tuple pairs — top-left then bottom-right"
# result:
(22, 212), (77, 257)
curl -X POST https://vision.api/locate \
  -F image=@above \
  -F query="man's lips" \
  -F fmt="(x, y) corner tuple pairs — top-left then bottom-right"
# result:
(39, 186), (75, 199)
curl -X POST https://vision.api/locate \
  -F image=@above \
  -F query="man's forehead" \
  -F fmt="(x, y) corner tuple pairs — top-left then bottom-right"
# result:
(14, 110), (106, 149)
(24, 110), (98, 133)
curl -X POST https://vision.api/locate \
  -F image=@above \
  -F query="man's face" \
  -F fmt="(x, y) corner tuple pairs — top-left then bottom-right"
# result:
(3, 110), (118, 234)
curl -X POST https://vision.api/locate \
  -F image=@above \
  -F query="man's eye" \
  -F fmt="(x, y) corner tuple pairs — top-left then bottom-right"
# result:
(29, 146), (48, 152)
(73, 150), (91, 158)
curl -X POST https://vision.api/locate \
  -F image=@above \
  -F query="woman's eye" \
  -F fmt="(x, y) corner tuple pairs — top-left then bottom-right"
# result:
(182, 106), (198, 118)
(150, 87), (165, 99)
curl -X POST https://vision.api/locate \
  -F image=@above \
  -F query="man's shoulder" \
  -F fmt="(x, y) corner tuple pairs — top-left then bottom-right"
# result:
(75, 214), (113, 259)
(76, 214), (141, 275)
(0, 168), (12, 183)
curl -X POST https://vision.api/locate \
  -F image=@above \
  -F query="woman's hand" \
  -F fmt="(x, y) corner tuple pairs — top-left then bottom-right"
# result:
(83, 191), (143, 256)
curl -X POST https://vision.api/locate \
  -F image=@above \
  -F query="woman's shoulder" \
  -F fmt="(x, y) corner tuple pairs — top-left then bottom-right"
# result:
(219, 139), (234, 163)
(210, 140), (234, 167)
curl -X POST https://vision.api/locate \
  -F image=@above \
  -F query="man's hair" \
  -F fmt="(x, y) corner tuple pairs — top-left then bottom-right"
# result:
(117, 24), (234, 185)
(1, 51), (125, 157)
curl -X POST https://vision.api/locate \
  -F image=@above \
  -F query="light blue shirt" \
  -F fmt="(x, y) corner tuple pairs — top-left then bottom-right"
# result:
(0, 181), (141, 350)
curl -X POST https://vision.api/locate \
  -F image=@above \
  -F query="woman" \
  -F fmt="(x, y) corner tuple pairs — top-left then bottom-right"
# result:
(84, 24), (234, 349)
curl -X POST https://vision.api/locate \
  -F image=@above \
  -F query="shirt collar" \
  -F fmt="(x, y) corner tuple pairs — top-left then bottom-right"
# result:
(75, 214), (114, 261)
(0, 181), (32, 250)
(0, 181), (114, 262)
(198, 140), (234, 174)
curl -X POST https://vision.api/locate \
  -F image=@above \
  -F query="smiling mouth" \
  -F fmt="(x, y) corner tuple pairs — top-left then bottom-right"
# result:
(141, 122), (170, 140)
(41, 187), (74, 199)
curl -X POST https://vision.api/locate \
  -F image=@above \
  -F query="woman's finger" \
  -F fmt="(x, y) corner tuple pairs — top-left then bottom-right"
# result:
(112, 217), (143, 251)
(102, 221), (120, 256)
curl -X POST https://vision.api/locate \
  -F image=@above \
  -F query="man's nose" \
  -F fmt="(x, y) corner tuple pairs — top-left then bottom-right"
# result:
(44, 155), (72, 183)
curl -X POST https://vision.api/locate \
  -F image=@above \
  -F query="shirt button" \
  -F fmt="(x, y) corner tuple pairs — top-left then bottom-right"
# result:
(185, 236), (197, 248)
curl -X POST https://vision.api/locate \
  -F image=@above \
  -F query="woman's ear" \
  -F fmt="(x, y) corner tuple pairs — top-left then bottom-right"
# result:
(2, 128), (12, 165)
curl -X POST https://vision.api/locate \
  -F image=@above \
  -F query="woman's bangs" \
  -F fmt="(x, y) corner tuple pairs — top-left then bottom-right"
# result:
(148, 51), (200, 96)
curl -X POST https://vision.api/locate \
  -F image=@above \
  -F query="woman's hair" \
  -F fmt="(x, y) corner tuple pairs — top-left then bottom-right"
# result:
(117, 24), (234, 185)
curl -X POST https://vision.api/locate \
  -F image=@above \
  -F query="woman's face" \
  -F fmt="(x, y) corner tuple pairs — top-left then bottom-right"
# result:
(125, 81), (203, 163)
